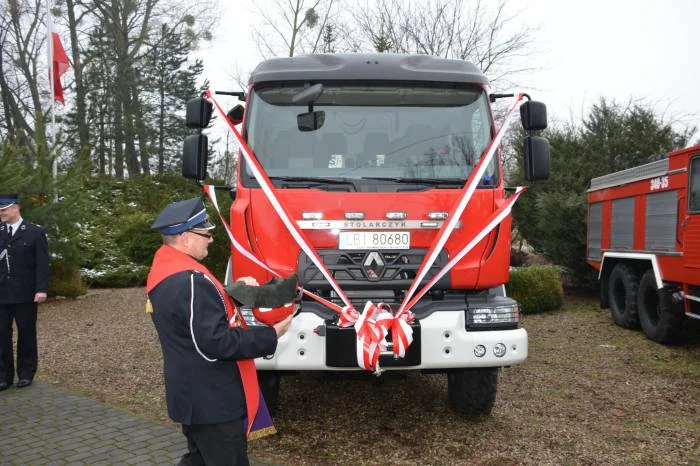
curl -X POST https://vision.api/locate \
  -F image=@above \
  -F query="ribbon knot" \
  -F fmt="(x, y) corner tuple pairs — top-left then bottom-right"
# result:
(340, 302), (415, 373)
(387, 311), (414, 359)
(338, 305), (360, 328)
(354, 302), (390, 373)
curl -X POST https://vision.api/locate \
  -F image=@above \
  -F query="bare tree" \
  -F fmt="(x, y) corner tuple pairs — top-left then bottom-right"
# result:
(252, 0), (340, 58)
(351, 0), (538, 88)
(0, 7), (19, 142)
(0, 0), (50, 159)
(85, 0), (216, 178)
(64, 0), (92, 159)
(248, 0), (537, 88)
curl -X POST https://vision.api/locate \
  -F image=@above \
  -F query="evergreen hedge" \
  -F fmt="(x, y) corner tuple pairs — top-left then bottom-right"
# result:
(48, 263), (87, 297)
(1, 142), (235, 293)
(80, 174), (232, 288)
(506, 265), (564, 314)
(1, 142), (92, 297)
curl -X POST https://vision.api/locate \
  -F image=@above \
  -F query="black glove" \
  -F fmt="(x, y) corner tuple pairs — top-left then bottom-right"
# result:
(225, 273), (298, 308)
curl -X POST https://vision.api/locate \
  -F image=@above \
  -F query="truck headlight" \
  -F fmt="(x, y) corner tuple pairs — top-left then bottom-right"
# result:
(466, 304), (520, 330)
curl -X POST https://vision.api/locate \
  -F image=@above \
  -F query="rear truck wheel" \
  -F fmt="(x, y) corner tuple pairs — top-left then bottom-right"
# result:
(447, 368), (499, 418)
(258, 371), (281, 417)
(637, 270), (683, 344)
(608, 264), (640, 329)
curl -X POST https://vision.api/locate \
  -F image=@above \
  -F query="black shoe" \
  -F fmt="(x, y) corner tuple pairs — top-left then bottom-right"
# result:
(16, 379), (32, 388)
(0, 382), (10, 391)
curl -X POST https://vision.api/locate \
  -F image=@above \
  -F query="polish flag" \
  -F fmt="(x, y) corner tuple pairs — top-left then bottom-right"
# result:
(51, 32), (69, 105)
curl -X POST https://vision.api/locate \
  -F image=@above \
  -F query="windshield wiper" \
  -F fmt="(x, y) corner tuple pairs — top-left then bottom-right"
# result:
(361, 176), (466, 186)
(269, 176), (357, 190)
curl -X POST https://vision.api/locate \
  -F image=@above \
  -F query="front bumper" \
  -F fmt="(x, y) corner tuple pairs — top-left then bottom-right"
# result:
(255, 309), (527, 371)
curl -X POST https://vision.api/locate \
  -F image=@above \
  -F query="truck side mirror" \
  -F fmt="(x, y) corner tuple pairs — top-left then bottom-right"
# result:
(297, 110), (326, 132)
(183, 134), (209, 180)
(186, 97), (213, 128)
(520, 101), (547, 131)
(227, 104), (245, 125)
(524, 136), (550, 181)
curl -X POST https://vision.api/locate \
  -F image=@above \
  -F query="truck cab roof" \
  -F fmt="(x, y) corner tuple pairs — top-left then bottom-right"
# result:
(249, 53), (489, 86)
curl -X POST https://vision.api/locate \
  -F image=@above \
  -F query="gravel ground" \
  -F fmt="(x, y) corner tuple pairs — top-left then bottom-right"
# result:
(35, 288), (700, 465)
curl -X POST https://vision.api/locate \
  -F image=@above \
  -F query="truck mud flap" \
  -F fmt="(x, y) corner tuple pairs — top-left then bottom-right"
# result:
(324, 321), (421, 368)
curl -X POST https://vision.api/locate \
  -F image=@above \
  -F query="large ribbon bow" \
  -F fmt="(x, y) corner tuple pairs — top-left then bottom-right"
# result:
(337, 302), (414, 373)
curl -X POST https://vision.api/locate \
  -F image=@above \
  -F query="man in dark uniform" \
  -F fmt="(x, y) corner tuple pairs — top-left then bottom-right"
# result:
(147, 197), (293, 466)
(0, 194), (49, 391)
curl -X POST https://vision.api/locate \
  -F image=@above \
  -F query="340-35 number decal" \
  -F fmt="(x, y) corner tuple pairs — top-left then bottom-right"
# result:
(650, 175), (669, 191)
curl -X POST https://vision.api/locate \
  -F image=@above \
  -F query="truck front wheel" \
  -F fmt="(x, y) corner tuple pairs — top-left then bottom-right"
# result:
(637, 270), (682, 343)
(608, 264), (640, 329)
(447, 368), (499, 418)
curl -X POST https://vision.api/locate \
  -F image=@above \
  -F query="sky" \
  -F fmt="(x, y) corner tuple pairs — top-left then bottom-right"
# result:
(198, 0), (700, 144)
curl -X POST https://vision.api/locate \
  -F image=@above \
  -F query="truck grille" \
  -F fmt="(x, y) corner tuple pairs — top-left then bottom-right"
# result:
(297, 248), (450, 291)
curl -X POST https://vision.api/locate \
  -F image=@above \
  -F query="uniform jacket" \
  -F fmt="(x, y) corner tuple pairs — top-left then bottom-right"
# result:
(0, 220), (49, 304)
(149, 269), (278, 425)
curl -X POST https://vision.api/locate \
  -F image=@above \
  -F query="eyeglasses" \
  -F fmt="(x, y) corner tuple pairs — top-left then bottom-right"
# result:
(187, 230), (213, 239)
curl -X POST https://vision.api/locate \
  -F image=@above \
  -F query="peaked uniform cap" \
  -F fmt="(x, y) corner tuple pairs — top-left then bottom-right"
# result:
(0, 194), (19, 210)
(151, 197), (215, 235)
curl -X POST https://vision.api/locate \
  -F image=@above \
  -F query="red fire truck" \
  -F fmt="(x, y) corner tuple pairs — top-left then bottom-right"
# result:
(182, 53), (550, 417)
(587, 145), (700, 343)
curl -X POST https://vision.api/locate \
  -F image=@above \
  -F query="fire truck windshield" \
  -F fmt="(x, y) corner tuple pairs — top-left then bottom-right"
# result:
(243, 84), (496, 187)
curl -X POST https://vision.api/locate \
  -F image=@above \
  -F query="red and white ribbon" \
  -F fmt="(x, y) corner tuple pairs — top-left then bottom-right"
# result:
(203, 184), (346, 314)
(396, 93), (526, 320)
(205, 90), (356, 315)
(404, 187), (526, 310)
(203, 184), (278, 277)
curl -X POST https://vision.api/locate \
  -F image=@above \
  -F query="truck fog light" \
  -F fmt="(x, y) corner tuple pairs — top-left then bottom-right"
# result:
(493, 343), (506, 357)
(474, 345), (486, 358)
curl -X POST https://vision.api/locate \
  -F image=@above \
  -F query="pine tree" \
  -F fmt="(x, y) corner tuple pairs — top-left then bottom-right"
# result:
(511, 98), (695, 284)
(82, 21), (117, 175)
(142, 23), (204, 175)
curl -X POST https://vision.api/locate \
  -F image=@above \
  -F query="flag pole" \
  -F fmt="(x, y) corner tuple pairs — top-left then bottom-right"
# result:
(46, 0), (57, 182)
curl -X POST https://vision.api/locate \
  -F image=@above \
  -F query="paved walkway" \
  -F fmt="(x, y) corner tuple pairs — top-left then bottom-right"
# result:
(0, 380), (269, 465)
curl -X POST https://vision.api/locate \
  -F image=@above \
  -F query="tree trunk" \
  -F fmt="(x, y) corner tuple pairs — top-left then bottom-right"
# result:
(0, 51), (16, 140)
(113, 98), (124, 179)
(65, 0), (90, 158)
(158, 70), (165, 175)
(98, 103), (106, 175)
(8, 1), (46, 158)
(131, 85), (150, 175)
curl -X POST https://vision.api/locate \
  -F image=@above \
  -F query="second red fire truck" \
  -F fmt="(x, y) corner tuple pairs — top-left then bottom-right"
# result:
(587, 145), (700, 342)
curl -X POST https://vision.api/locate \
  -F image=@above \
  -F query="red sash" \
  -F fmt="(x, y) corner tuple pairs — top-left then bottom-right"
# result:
(147, 245), (260, 435)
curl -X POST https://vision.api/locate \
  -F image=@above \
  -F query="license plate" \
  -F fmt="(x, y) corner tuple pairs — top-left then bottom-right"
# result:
(338, 231), (410, 250)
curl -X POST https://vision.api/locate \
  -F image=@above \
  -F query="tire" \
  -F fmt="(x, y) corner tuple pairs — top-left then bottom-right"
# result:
(608, 264), (640, 329)
(447, 368), (499, 418)
(637, 270), (683, 344)
(258, 371), (281, 417)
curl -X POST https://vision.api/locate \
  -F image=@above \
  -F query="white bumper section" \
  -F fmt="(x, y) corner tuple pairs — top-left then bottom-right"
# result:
(255, 310), (528, 371)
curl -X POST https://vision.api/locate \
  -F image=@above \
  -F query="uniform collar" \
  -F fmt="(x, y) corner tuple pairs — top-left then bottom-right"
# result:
(6, 217), (23, 234)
